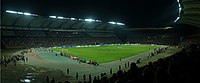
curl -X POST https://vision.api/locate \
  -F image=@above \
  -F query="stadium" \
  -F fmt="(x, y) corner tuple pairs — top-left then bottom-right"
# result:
(1, 0), (200, 83)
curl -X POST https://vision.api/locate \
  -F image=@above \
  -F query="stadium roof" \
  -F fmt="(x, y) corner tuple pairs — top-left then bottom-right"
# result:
(2, 0), (182, 28)
(1, 11), (126, 31)
(1, 0), (200, 28)
(179, 0), (200, 28)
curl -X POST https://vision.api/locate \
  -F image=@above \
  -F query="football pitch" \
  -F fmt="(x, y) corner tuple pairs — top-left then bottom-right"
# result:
(52, 44), (160, 63)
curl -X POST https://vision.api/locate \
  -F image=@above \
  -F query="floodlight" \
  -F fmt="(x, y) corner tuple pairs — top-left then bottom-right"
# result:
(179, 7), (182, 11)
(116, 22), (125, 25)
(174, 17), (180, 23)
(57, 16), (64, 19)
(108, 22), (116, 24)
(164, 27), (172, 29)
(24, 12), (32, 15)
(84, 19), (95, 22)
(17, 12), (23, 14)
(24, 79), (31, 82)
(6, 10), (17, 14)
(95, 20), (102, 22)
(70, 18), (76, 20)
(178, 4), (181, 7)
(79, 19), (83, 21)
(49, 16), (57, 18)
(31, 14), (38, 16)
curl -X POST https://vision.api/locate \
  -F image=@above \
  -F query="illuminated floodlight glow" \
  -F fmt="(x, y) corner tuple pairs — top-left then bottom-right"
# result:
(6, 10), (17, 13)
(24, 79), (31, 82)
(179, 8), (182, 13)
(23, 12), (32, 15)
(178, 4), (181, 8)
(17, 12), (23, 14)
(84, 19), (95, 22)
(78, 19), (84, 21)
(49, 16), (57, 18)
(95, 20), (102, 22)
(32, 14), (38, 16)
(57, 16), (64, 19)
(174, 17), (180, 23)
(70, 18), (76, 20)
(165, 27), (172, 29)
(179, 7), (182, 11)
(108, 21), (117, 24)
(174, 0), (181, 23)
(116, 22), (125, 25)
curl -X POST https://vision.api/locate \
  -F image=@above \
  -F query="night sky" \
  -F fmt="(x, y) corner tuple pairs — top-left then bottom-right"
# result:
(2, 0), (179, 28)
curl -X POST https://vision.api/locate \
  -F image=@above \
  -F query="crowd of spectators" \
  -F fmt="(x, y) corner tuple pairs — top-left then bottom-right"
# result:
(0, 54), (28, 67)
(2, 30), (199, 83)
(59, 52), (99, 66)
(1, 30), (121, 49)
(148, 47), (169, 57)
(45, 44), (200, 83)
(127, 38), (180, 45)
(46, 44), (192, 83)
(2, 37), (121, 49)
(86, 44), (199, 83)
(2, 36), (180, 49)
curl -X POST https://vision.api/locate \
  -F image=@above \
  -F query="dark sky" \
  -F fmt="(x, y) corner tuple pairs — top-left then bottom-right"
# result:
(1, 0), (179, 28)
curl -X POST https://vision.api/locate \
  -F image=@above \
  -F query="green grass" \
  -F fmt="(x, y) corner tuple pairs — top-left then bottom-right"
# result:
(52, 45), (159, 63)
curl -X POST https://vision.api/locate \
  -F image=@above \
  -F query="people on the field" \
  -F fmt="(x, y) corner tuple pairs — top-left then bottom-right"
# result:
(136, 58), (141, 64)
(83, 74), (86, 80)
(89, 74), (92, 82)
(67, 68), (69, 74)
(76, 72), (79, 79)
(110, 68), (112, 74)
(0, 54), (27, 67)
(119, 65), (121, 70)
